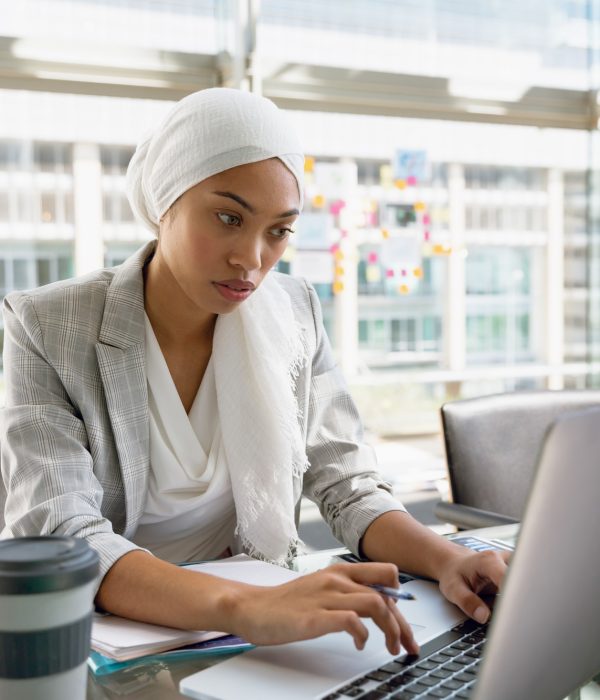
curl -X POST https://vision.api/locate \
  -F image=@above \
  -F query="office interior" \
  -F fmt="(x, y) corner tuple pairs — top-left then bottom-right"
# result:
(0, 0), (597, 555)
(1, 1), (600, 697)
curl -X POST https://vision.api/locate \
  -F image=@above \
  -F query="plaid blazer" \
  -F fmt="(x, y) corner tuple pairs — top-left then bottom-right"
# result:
(1, 242), (402, 585)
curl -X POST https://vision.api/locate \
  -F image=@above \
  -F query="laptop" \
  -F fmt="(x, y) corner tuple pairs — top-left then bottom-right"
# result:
(180, 407), (600, 700)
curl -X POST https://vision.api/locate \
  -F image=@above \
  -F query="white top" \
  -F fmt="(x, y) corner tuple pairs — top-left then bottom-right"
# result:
(131, 316), (236, 563)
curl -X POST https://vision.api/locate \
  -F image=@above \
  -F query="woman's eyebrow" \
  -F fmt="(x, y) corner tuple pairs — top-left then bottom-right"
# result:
(212, 191), (299, 218)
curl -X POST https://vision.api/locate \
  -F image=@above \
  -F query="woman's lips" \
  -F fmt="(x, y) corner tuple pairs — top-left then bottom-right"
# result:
(213, 281), (255, 302)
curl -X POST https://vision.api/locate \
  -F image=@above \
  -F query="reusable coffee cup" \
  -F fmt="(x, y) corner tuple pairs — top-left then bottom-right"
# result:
(0, 536), (99, 700)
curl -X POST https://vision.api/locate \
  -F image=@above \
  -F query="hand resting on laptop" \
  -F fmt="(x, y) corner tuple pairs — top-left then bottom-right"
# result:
(360, 510), (510, 628)
(220, 561), (419, 655)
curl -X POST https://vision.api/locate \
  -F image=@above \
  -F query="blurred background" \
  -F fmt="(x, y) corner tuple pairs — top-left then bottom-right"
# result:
(1, 0), (599, 546)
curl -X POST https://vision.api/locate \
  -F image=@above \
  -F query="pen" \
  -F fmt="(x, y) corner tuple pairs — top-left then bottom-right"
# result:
(369, 584), (416, 601)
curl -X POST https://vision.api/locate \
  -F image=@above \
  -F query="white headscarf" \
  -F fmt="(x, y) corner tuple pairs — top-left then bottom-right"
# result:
(125, 87), (304, 234)
(126, 88), (309, 565)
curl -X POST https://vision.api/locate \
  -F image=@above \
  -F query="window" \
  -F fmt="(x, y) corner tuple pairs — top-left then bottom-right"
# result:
(33, 142), (70, 173)
(101, 145), (135, 175)
(0, 141), (21, 169)
(0, 192), (9, 221)
(103, 192), (135, 223)
(58, 257), (73, 279)
(36, 259), (52, 286)
(391, 319), (416, 352)
(13, 259), (30, 289)
(40, 192), (57, 223)
(357, 158), (388, 185)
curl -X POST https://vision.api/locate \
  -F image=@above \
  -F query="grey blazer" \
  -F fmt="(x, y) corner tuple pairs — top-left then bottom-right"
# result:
(1, 242), (402, 585)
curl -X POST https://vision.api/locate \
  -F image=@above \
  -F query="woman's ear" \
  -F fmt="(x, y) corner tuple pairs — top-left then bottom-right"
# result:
(159, 196), (181, 230)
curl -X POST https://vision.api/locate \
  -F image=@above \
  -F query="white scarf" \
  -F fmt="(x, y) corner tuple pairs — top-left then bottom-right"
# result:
(126, 88), (304, 233)
(213, 274), (309, 565)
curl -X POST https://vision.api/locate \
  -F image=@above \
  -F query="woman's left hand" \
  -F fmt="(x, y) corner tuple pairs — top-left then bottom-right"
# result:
(437, 549), (511, 624)
(361, 510), (512, 625)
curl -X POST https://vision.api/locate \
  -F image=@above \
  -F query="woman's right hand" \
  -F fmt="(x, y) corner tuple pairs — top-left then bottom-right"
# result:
(221, 562), (419, 656)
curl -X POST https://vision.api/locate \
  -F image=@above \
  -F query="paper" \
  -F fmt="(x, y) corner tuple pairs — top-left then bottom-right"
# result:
(184, 554), (300, 586)
(92, 616), (224, 660)
(89, 636), (253, 676)
(91, 555), (302, 661)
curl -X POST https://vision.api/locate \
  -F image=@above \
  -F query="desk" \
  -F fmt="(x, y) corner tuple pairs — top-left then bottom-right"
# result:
(86, 526), (599, 699)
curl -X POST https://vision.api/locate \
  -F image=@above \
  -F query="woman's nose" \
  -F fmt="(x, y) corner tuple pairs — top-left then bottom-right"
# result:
(228, 233), (262, 271)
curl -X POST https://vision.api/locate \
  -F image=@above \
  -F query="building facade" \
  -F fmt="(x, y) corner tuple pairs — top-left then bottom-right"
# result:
(0, 0), (599, 412)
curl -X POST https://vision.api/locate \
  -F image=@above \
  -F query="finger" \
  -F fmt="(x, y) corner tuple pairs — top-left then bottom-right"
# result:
(448, 585), (492, 624)
(327, 592), (402, 655)
(297, 568), (399, 607)
(477, 548), (510, 576)
(439, 550), (510, 624)
(500, 550), (512, 565)
(319, 610), (370, 650)
(387, 597), (419, 655)
(471, 550), (510, 594)
(330, 561), (400, 589)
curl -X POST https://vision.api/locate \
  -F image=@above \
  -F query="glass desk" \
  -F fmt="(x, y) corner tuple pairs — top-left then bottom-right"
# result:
(86, 527), (600, 699)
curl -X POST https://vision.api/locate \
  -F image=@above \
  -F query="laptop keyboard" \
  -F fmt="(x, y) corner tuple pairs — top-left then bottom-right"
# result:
(322, 619), (487, 700)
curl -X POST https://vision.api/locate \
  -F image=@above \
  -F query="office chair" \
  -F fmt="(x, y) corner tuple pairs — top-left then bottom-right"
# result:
(435, 389), (600, 530)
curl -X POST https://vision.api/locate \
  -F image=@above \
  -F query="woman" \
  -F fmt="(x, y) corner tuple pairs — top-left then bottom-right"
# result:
(1, 88), (507, 656)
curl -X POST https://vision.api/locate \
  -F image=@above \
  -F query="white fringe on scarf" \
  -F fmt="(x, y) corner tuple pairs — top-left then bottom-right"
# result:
(213, 275), (310, 565)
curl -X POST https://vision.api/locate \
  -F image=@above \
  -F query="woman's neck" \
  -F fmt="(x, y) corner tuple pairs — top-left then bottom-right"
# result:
(143, 249), (217, 349)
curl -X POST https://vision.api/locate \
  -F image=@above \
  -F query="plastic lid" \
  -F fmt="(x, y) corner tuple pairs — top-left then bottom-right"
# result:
(0, 537), (99, 594)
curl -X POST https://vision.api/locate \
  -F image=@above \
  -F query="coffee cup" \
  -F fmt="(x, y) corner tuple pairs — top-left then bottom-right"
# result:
(0, 536), (99, 700)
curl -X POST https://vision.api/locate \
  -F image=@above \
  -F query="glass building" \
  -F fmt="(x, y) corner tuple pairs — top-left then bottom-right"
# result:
(0, 0), (599, 434)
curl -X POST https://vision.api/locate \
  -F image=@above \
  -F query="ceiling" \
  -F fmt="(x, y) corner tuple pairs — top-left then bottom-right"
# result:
(0, 35), (595, 131)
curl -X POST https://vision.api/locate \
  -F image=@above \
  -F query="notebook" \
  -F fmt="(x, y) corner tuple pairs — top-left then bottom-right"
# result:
(180, 407), (600, 700)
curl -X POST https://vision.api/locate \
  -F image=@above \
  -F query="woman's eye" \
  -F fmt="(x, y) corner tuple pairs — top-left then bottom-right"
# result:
(217, 212), (241, 226)
(270, 227), (295, 239)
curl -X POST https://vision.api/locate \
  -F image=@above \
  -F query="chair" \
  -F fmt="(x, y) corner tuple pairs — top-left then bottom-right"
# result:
(434, 389), (600, 530)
